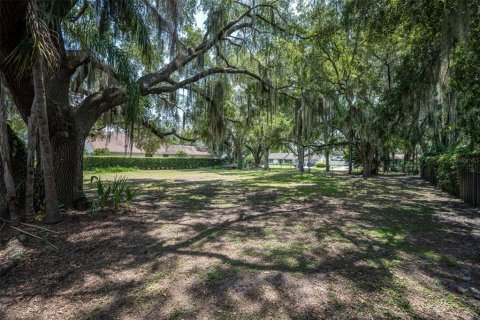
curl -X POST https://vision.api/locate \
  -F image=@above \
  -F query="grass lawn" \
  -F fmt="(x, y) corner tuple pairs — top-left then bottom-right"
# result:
(1, 169), (479, 319)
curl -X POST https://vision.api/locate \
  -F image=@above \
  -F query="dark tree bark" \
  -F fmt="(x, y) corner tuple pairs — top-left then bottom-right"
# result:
(32, 47), (61, 223)
(358, 144), (376, 178)
(0, 124), (27, 220)
(325, 149), (330, 172)
(0, 81), (21, 223)
(231, 134), (245, 169)
(246, 145), (262, 168)
(25, 115), (36, 217)
(362, 159), (373, 178)
(348, 143), (353, 174)
(297, 145), (305, 173)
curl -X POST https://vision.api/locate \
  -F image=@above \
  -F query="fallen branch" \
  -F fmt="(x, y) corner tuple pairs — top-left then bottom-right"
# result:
(0, 217), (60, 235)
(19, 222), (60, 234)
(9, 226), (58, 250)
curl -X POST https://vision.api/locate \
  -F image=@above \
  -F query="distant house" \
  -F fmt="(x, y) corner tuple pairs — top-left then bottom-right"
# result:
(268, 153), (325, 166)
(268, 152), (349, 168)
(85, 133), (212, 158)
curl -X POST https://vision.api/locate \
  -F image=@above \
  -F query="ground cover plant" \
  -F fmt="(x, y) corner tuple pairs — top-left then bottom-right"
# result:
(1, 169), (479, 319)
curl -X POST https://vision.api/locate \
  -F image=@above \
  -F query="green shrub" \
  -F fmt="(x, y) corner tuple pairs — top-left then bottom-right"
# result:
(83, 156), (224, 170)
(421, 151), (470, 196)
(176, 150), (188, 158)
(436, 152), (459, 195)
(244, 154), (255, 168)
(93, 148), (110, 156)
(403, 161), (419, 175)
(315, 161), (326, 168)
(90, 175), (137, 211)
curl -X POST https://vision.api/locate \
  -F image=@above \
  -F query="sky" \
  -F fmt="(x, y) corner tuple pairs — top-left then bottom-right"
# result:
(195, 10), (207, 30)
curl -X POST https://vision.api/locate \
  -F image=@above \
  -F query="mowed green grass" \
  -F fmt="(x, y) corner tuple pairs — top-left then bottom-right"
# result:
(84, 167), (342, 200)
(78, 168), (480, 319)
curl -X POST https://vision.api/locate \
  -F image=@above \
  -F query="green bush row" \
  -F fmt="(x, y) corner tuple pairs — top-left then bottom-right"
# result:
(83, 156), (224, 170)
(420, 150), (480, 196)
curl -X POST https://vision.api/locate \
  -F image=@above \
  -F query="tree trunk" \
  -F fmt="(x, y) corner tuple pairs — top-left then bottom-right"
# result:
(362, 159), (373, 178)
(325, 149), (330, 172)
(0, 82), (22, 223)
(263, 147), (269, 171)
(25, 115), (36, 217)
(234, 140), (243, 169)
(32, 55), (61, 224)
(250, 146), (261, 168)
(348, 144), (353, 174)
(52, 135), (88, 209)
(253, 157), (260, 168)
(361, 145), (376, 178)
(298, 145), (305, 173)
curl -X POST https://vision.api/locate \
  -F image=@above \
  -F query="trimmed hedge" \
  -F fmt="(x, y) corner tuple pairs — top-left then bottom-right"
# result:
(83, 156), (224, 170)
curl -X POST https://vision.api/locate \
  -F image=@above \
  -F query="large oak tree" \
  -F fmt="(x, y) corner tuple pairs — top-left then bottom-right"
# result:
(0, 0), (281, 208)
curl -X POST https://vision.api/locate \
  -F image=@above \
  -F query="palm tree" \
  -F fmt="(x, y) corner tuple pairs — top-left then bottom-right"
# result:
(32, 53), (60, 223)
(25, 113), (36, 218)
(25, 0), (61, 223)
(34, 0), (61, 223)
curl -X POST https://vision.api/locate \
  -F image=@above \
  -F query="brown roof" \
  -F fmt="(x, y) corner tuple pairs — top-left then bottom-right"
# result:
(89, 133), (143, 154)
(160, 144), (210, 156)
(87, 133), (210, 157)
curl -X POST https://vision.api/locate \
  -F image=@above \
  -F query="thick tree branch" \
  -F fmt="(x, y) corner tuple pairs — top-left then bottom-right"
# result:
(141, 116), (197, 142)
(74, 3), (275, 136)
(66, 50), (90, 72)
(146, 67), (271, 94)
(67, 50), (119, 80)
(69, 0), (88, 22)
(138, 2), (275, 91)
(74, 87), (125, 135)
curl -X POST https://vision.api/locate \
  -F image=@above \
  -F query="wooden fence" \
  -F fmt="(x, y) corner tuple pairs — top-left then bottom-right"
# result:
(421, 157), (479, 207)
(458, 157), (480, 207)
(420, 163), (436, 185)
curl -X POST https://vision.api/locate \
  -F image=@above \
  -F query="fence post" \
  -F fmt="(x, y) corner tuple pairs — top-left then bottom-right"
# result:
(474, 159), (479, 207)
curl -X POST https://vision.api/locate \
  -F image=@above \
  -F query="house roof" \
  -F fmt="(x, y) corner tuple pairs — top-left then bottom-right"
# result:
(87, 133), (211, 157)
(89, 133), (143, 154)
(269, 153), (324, 161)
(269, 153), (297, 160)
(160, 144), (210, 156)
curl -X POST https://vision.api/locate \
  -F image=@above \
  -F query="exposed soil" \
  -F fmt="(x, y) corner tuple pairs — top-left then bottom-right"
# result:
(1, 170), (479, 319)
